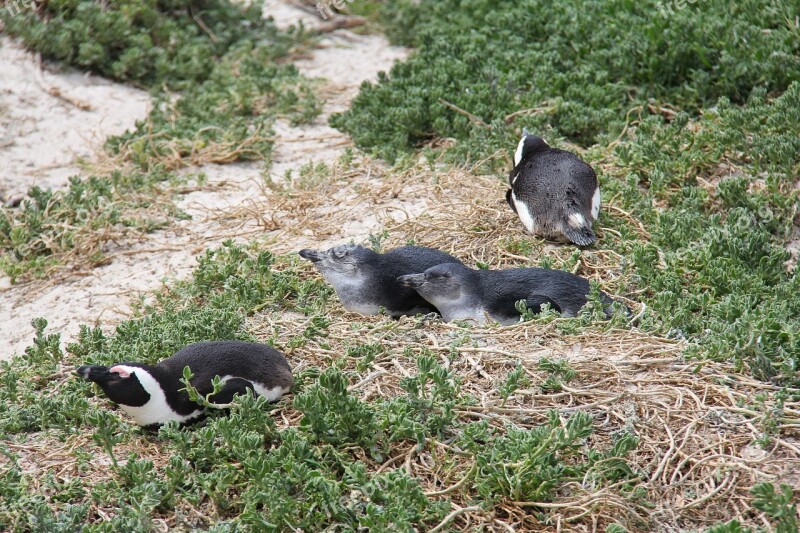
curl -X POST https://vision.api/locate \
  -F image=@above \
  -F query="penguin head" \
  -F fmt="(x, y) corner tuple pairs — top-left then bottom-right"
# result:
(514, 129), (550, 167)
(76, 364), (151, 407)
(299, 244), (376, 276)
(397, 262), (471, 303)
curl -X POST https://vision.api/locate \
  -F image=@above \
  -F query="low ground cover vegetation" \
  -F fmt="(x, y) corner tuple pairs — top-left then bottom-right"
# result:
(3, 240), (796, 530)
(1, 0), (798, 530)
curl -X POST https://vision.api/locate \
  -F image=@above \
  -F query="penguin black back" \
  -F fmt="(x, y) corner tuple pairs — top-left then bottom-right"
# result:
(77, 340), (293, 427)
(507, 132), (601, 246)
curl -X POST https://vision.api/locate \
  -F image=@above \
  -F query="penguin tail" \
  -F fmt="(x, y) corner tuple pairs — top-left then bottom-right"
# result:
(562, 216), (596, 246)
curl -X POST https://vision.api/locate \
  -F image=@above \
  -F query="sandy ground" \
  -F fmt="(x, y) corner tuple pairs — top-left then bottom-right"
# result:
(0, 36), (151, 201)
(0, 3), (407, 360)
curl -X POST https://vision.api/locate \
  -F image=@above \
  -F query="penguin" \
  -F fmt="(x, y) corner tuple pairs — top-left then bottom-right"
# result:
(298, 244), (464, 318)
(76, 340), (293, 428)
(397, 262), (617, 325)
(506, 129), (601, 246)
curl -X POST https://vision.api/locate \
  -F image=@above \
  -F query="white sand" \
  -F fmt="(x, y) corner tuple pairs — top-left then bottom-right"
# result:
(0, 36), (151, 199)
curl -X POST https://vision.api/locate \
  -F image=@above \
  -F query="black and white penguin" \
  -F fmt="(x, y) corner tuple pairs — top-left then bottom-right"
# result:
(506, 130), (601, 246)
(76, 340), (293, 428)
(298, 244), (464, 318)
(397, 262), (616, 325)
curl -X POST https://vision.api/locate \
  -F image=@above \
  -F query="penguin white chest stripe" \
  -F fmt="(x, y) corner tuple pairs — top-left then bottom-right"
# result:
(217, 376), (291, 403)
(114, 366), (202, 426)
(511, 191), (537, 234)
(514, 136), (526, 167)
(591, 186), (601, 220)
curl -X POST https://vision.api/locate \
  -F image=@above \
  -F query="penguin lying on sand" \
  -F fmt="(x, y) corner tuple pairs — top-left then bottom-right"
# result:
(397, 262), (617, 325)
(77, 340), (293, 428)
(299, 244), (464, 318)
(507, 130), (601, 246)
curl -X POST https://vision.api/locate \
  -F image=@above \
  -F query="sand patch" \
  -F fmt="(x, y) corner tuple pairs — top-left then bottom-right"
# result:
(0, 36), (150, 201)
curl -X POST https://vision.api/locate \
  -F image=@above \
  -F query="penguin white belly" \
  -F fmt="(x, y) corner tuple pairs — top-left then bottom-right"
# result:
(120, 402), (202, 426)
(511, 191), (540, 234)
(116, 370), (201, 426)
(441, 307), (491, 325)
(217, 376), (291, 403)
(436, 300), (492, 325)
(322, 271), (381, 315)
(251, 383), (292, 401)
(591, 186), (601, 220)
(341, 299), (382, 315)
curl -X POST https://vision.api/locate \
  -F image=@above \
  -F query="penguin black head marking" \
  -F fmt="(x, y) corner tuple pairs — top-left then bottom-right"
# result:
(76, 364), (151, 408)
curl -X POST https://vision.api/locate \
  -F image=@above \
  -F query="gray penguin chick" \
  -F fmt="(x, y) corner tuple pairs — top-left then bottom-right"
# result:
(298, 244), (464, 318)
(397, 262), (616, 325)
(506, 130), (601, 246)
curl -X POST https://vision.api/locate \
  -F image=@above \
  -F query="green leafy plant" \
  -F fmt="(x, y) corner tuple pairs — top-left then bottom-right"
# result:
(0, 2), (318, 281)
(0, 170), (181, 281)
(380, 352), (464, 445)
(333, 0), (799, 163)
(751, 483), (798, 533)
(465, 411), (638, 503)
(498, 363), (529, 406)
(538, 358), (576, 393)
(295, 367), (380, 451)
(1, 0), (295, 90)
(108, 41), (319, 170)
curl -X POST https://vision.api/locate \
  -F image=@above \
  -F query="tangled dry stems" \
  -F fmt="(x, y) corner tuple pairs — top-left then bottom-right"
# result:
(235, 155), (799, 529)
(19, 310), (797, 531)
(245, 305), (798, 531)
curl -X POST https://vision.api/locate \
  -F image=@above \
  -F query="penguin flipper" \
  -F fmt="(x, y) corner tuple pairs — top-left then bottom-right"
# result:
(524, 294), (562, 314)
(207, 377), (255, 407)
(506, 189), (517, 213)
(562, 222), (596, 246)
(497, 294), (562, 321)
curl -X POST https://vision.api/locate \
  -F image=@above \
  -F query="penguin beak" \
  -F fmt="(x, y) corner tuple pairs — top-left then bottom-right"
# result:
(397, 274), (425, 288)
(76, 365), (112, 382)
(298, 249), (324, 263)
